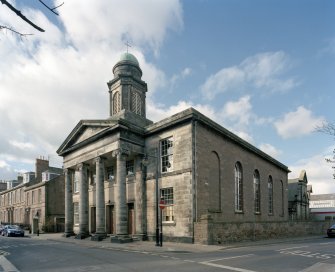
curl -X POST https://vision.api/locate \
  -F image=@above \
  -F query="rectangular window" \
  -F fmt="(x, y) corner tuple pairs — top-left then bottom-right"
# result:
(74, 202), (79, 225)
(160, 187), (174, 222)
(126, 160), (134, 175)
(32, 191), (35, 204)
(38, 189), (42, 203)
(160, 137), (173, 173)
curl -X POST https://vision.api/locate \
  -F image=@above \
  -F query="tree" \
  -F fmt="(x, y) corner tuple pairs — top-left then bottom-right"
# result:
(0, 0), (63, 37)
(317, 122), (335, 179)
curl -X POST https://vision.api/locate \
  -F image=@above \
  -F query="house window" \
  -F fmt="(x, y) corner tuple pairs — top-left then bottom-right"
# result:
(160, 137), (173, 173)
(131, 91), (142, 115)
(160, 187), (174, 222)
(38, 189), (42, 203)
(254, 170), (261, 213)
(107, 166), (114, 181)
(268, 176), (274, 215)
(32, 191), (35, 204)
(235, 162), (243, 212)
(113, 91), (121, 114)
(126, 160), (134, 175)
(74, 202), (79, 225)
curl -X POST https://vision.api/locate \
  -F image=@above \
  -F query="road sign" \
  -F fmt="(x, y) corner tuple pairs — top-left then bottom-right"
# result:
(159, 200), (165, 209)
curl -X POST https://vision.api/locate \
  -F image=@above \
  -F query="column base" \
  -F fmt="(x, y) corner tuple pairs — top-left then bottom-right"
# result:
(75, 233), (89, 239)
(110, 235), (133, 244)
(63, 231), (75, 238)
(91, 233), (107, 241)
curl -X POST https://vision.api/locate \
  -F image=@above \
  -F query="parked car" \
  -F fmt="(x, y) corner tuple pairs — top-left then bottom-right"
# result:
(0, 225), (5, 235)
(2, 225), (25, 237)
(327, 224), (335, 238)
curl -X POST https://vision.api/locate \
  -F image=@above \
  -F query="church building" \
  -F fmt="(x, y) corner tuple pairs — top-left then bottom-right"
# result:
(57, 53), (290, 244)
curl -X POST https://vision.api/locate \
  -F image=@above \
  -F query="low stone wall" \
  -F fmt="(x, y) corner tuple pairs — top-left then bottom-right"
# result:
(194, 218), (334, 245)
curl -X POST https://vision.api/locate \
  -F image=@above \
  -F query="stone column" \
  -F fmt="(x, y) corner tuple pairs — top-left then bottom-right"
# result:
(114, 149), (128, 236)
(94, 156), (106, 238)
(77, 163), (89, 238)
(64, 168), (74, 237)
(135, 156), (146, 240)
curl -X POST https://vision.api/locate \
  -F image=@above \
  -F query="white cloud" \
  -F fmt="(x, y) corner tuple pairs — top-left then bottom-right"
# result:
(0, 1), (183, 179)
(201, 51), (298, 100)
(220, 95), (252, 127)
(147, 100), (216, 122)
(9, 140), (35, 151)
(258, 143), (282, 160)
(288, 148), (335, 194)
(274, 106), (325, 139)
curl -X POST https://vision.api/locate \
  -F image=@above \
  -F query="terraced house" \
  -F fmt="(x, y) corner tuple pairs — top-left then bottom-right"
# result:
(57, 53), (290, 244)
(0, 158), (64, 233)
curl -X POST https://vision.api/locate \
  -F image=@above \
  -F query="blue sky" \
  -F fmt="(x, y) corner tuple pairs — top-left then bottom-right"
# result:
(0, 0), (334, 193)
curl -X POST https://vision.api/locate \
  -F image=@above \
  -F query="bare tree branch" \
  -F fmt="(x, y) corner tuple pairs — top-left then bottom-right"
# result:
(38, 0), (64, 16)
(0, 25), (33, 38)
(316, 122), (335, 137)
(0, 0), (45, 32)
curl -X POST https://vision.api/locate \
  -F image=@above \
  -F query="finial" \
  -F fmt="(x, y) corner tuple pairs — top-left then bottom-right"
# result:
(125, 41), (131, 53)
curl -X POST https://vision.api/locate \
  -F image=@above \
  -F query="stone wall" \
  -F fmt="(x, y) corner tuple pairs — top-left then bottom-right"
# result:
(194, 217), (333, 245)
(195, 121), (288, 223)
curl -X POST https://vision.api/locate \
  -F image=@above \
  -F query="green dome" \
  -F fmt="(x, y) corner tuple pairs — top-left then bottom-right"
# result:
(119, 52), (139, 66)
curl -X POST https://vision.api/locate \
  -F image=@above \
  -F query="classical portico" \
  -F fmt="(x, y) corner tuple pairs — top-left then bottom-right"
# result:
(58, 52), (153, 241)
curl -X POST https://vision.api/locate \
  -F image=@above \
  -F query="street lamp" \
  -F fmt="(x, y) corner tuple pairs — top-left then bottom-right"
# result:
(142, 148), (160, 246)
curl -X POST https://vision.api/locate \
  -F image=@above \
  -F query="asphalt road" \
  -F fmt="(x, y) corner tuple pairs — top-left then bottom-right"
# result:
(1, 235), (335, 271)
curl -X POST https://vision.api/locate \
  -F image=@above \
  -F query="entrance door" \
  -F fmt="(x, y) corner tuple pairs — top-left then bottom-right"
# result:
(128, 203), (135, 235)
(106, 205), (114, 234)
(90, 207), (96, 233)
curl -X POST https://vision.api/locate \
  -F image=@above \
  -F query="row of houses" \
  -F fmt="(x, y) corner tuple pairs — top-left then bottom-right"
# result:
(0, 158), (64, 233)
(0, 52), (334, 243)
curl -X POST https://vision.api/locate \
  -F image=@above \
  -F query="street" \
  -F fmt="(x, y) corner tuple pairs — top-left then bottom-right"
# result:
(0, 235), (335, 271)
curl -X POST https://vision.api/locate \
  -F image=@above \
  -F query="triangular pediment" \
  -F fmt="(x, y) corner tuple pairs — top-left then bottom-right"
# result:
(73, 126), (107, 145)
(57, 119), (118, 155)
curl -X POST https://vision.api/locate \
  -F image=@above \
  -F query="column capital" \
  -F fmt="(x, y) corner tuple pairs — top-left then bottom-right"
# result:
(94, 156), (106, 164)
(64, 168), (74, 175)
(112, 148), (130, 158)
(76, 162), (88, 171)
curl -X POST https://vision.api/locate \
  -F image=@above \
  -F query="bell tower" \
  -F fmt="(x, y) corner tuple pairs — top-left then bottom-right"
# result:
(107, 53), (150, 126)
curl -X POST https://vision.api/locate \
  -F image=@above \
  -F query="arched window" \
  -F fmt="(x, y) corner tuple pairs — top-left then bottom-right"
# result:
(208, 151), (221, 211)
(131, 91), (142, 115)
(235, 162), (243, 212)
(113, 91), (121, 114)
(254, 170), (261, 213)
(280, 180), (284, 216)
(268, 176), (273, 215)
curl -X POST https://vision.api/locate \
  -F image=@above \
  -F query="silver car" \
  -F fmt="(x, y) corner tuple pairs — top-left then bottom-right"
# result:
(2, 225), (25, 237)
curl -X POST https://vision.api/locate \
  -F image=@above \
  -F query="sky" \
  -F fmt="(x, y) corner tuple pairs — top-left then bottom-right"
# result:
(0, 0), (334, 194)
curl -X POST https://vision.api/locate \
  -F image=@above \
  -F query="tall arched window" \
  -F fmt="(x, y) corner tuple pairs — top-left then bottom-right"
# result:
(208, 151), (221, 211)
(268, 176), (273, 215)
(254, 170), (261, 213)
(280, 180), (284, 216)
(131, 91), (142, 115)
(113, 91), (121, 114)
(235, 162), (243, 212)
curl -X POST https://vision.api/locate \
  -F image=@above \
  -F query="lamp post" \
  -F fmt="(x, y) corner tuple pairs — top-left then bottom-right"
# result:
(142, 148), (160, 246)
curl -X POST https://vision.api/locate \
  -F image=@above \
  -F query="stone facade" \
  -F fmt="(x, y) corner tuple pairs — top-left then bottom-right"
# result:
(288, 170), (311, 220)
(0, 158), (64, 233)
(57, 53), (290, 243)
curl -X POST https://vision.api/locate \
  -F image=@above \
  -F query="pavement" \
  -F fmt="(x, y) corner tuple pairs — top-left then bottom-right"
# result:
(26, 232), (324, 254)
